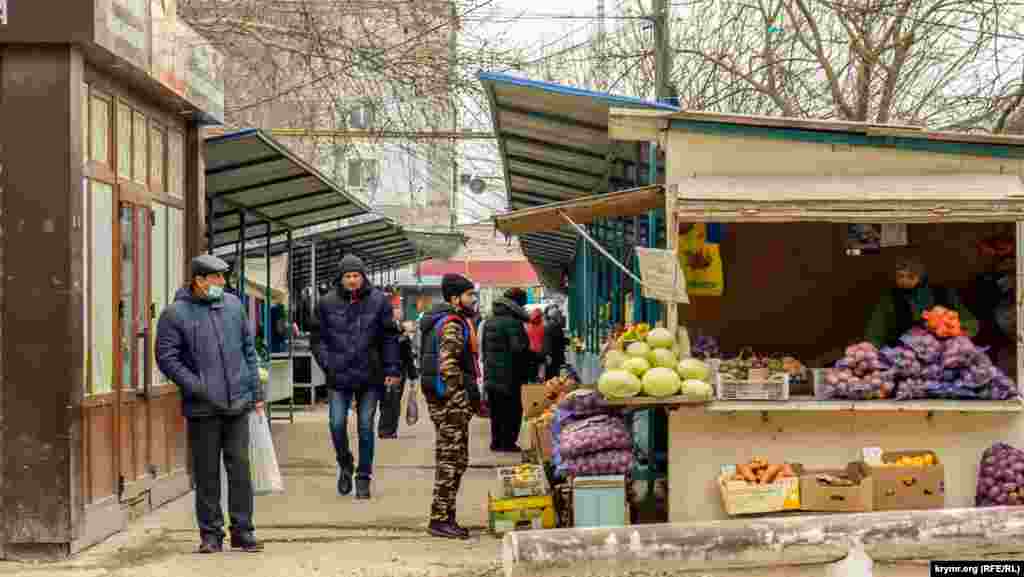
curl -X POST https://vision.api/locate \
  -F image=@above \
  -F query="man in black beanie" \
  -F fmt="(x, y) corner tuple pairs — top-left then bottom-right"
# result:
(418, 273), (481, 538)
(313, 254), (400, 500)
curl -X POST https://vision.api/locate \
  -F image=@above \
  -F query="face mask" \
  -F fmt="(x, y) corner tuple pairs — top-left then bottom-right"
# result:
(206, 285), (225, 301)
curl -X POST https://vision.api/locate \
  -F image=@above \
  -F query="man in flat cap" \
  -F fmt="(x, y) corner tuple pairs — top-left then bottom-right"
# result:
(156, 254), (264, 554)
(313, 254), (401, 500)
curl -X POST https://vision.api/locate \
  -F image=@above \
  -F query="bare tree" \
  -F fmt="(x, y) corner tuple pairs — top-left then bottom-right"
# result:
(179, 0), (522, 220)
(530, 0), (1024, 133)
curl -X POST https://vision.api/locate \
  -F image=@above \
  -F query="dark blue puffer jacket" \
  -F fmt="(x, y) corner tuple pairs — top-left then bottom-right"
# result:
(314, 280), (400, 391)
(156, 288), (263, 418)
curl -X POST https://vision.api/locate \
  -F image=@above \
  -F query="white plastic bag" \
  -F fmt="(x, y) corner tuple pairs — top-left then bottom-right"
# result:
(249, 411), (284, 495)
(826, 539), (873, 577)
(405, 384), (420, 426)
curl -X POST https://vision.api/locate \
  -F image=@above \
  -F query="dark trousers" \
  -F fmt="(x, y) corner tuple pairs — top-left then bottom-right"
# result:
(378, 381), (404, 437)
(486, 385), (523, 450)
(187, 413), (254, 541)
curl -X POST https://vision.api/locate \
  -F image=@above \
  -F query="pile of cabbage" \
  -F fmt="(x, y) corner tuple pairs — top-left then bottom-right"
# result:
(823, 327), (1017, 401)
(976, 442), (1024, 507)
(599, 328), (713, 400)
(551, 390), (633, 477)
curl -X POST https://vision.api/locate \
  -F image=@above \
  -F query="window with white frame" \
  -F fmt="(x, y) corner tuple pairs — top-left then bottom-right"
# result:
(348, 104), (374, 130)
(150, 202), (185, 384)
(347, 158), (380, 196)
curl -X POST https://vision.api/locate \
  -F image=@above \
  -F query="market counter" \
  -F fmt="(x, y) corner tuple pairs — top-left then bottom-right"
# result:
(660, 398), (1024, 521)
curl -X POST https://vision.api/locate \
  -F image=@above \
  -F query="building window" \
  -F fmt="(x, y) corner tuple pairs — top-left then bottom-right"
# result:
(348, 104), (374, 130)
(82, 83), (90, 165)
(88, 180), (115, 394)
(133, 111), (147, 184)
(117, 102), (132, 179)
(150, 125), (165, 191)
(91, 94), (111, 166)
(167, 130), (184, 199)
(347, 158), (380, 195)
(150, 203), (185, 384)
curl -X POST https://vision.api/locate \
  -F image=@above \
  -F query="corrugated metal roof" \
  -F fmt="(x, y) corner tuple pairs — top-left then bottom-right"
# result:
(205, 129), (464, 289)
(478, 72), (677, 271)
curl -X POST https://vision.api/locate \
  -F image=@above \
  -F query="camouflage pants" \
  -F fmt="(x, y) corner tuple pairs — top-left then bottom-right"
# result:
(427, 388), (472, 522)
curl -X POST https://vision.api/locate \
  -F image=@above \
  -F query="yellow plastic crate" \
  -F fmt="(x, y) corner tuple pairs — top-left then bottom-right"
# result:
(488, 494), (556, 534)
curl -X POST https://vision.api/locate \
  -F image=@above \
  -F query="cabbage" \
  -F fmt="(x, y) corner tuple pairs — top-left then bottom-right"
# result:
(623, 357), (651, 377)
(604, 350), (627, 370)
(646, 328), (675, 350)
(682, 379), (713, 400)
(677, 358), (710, 381)
(642, 367), (682, 397)
(598, 369), (642, 399)
(627, 341), (651, 358)
(647, 348), (679, 369)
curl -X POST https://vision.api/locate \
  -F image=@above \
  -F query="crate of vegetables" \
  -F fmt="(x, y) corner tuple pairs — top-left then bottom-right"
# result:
(719, 458), (801, 515)
(869, 450), (944, 511)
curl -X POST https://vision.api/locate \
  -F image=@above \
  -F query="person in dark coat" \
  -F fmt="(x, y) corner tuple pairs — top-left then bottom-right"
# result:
(378, 320), (419, 439)
(543, 304), (568, 377)
(313, 254), (400, 500)
(482, 288), (534, 453)
(419, 273), (481, 539)
(156, 254), (264, 554)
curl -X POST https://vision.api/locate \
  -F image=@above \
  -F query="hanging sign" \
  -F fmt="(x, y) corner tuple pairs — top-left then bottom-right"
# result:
(635, 247), (689, 304)
(678, 223), (725, 296)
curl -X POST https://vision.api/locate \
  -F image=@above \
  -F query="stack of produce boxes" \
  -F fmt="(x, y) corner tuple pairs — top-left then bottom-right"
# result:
(718, 450), (944, 516)
(488, 464), (555, 534)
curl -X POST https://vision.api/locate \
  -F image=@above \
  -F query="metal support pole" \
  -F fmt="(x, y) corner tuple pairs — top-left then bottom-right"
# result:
(239, 210), (247, 307)
(206, 196), (214, 255)
(287, 229), (295, 421)
(310, 241), (317, 299)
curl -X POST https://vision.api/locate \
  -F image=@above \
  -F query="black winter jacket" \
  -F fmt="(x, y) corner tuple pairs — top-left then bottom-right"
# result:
(482, 297), (533, 394)
(419, 303), (480, 407)
(156, 288), (263, 418)
(313, 280), (400, 391)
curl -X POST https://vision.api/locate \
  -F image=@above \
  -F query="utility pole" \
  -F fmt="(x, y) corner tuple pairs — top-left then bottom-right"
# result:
(653, 0), (672, 102)
(448, 0), (459, 233)
(596, 0), (607, 91)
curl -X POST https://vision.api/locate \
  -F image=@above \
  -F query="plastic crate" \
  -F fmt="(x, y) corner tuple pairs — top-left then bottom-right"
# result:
(715, 373), (791, 401)
(488, 494), (556, 534)
(495, 464), (550, 499)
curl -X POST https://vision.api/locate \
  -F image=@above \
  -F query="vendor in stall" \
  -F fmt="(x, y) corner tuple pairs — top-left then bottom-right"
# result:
(971, 253), (1016, 376)
(865, 258), (977, 347)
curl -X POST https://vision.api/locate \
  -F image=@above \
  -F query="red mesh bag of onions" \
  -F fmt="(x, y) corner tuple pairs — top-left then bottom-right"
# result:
(976, 442), (1024, 507)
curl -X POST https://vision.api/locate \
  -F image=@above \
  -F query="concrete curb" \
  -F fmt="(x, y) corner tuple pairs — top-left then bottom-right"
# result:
(503, 506), (1024, 577)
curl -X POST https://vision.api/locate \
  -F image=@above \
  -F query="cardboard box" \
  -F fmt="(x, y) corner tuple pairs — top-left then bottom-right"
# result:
(522, 384), (551, 419)
(531, 418), (553, 462)
(488, 494), (556, 534)
(870, 450), (945, 511)
(495, 464), (549, 499)
(719, 473), (801, 516)
(800, 462), (873, 513)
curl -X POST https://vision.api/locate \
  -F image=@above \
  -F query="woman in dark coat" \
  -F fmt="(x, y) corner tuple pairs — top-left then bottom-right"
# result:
(482, 288), (534, 452)
(378, 320), (419, 439)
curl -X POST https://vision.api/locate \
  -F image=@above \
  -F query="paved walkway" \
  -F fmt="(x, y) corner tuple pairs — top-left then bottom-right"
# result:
(0, 393), (522, 577)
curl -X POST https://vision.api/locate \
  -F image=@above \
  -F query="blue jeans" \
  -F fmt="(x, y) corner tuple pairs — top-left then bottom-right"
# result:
(329, 388), (380, 480)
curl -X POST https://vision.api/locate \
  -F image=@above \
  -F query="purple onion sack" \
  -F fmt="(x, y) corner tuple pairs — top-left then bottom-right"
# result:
(559, 414), (632, 459)
(562, 449), (633, 476)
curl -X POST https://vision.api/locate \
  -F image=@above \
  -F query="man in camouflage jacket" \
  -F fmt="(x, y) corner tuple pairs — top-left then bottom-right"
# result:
(418, 273), (481, 539)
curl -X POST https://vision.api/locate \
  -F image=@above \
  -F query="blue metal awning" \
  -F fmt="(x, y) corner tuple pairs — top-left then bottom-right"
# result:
(478, 72), (678, 272)
(205, 129), (463, 283)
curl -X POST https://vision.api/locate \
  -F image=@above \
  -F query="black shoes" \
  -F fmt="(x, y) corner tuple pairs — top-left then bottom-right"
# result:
(355, 478), (371, 500)
(230, 532), (264, 552)
(428, 520), (470, 540)
(196, 536), (223, 554)
(337, 466), (353, 496)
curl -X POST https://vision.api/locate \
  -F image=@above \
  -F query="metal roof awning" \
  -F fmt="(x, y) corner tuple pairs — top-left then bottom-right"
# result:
(206, 129), (465, 285)
(672, 174), (1024, 223)
(495, 186), (665, 236)
(479, 71), (678, 270)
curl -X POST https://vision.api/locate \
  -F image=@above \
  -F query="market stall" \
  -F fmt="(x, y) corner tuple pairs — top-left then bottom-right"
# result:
(495, 109), (1024, 527)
